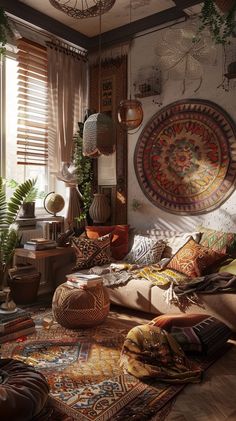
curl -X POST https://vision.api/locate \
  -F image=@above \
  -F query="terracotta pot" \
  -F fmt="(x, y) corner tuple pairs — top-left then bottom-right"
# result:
(214, 0), (235, 13)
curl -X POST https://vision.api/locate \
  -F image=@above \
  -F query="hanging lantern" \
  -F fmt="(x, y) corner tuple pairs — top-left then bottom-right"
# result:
(83, 112), (116, 157)
(117, 99), (143, 131)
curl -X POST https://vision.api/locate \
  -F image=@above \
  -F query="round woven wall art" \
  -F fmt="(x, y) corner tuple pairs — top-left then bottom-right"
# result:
(134, 99), (236, 215)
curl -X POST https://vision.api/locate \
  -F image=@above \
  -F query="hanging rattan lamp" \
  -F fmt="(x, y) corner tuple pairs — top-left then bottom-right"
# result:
(83, 4), (116, 157)
(49, 0), (116, 19)
(117, 1), (143, 132)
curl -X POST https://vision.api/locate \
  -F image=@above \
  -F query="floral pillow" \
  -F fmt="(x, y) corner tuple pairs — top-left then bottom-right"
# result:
(70, 234), (111, 270)
(124, 235), (166, 265)
(166, 237), (226, 278)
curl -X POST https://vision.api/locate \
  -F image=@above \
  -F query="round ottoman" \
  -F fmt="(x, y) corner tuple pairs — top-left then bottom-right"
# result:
(52, 283), (110, 328)
(0, 358), (49, 421)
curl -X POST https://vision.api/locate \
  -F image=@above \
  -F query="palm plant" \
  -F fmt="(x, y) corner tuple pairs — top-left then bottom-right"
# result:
(0, 177), (35, 290)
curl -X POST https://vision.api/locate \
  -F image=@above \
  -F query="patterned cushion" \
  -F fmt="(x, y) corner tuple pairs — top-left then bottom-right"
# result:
(166, 238), (226, 278)
(199, 226), (236, 257)
(150, 314), (232, 355)
(124, 235), (166, 265)
(71, 234), (111, 270)
(85, 225), (129, 260)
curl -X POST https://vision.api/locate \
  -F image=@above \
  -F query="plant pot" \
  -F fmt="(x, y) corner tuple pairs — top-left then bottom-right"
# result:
(8, 273), (41, 305)
(20, 202), (35, 218)
(214, 0), (235, 13)
(89, 193), (111, 224)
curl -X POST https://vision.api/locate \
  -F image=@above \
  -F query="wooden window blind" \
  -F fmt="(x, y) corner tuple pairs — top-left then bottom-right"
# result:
(16, 38), (48, 166)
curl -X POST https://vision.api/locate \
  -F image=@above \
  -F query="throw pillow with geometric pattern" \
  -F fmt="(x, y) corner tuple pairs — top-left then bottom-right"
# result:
(124, 235), (166, 265)
(71, 234), (111, 270)
(199, 226), (236, 257)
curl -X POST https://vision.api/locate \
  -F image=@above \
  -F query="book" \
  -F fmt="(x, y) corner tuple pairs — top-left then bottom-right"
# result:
(0, 318), (35, 335)
(66, 273), (103, 288)
(24, 242), (57, 250)
(0, 308), (31, 324)
(66, 273), (103, 281)
(0, 326), (36, 343)
(27, 238), (56, 244)
(66, 279), (102, 288)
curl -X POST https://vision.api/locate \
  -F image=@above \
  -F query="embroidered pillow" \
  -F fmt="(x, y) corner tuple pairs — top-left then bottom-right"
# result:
(85, 225), (129, 260)
(71, 234), (111, 270)
(166, 238), (226, 278)
(124, 235), (166, 265)
(198, 226), (236, 257)
(150, 314), (231, 355)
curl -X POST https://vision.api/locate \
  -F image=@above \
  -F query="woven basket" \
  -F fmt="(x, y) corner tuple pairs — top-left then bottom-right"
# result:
(52, 283), (110, 328)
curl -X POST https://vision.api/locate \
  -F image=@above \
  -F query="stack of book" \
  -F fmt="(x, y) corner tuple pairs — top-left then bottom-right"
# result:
(24, 238), (57, 250)
(66, 272), (103, 289)
(0, 308), (35, 343)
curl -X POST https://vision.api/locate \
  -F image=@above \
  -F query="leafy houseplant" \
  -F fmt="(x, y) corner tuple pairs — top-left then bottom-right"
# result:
(198, 0), (236, 44)
(7, 179), (45, 218)
(73, 123), (93, 222)
(0, 177), (35, 291)
(0, 8), (13, 55)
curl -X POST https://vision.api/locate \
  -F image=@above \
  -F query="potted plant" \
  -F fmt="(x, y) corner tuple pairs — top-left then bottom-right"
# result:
(7, 179), (45, 218)
(0, 8), (13, 55)
(198, 0), (236, 44)
(0, 177), (35, 294)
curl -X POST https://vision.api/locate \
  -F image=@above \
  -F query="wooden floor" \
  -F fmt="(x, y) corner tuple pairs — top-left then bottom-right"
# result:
(111, 304), (236, 421)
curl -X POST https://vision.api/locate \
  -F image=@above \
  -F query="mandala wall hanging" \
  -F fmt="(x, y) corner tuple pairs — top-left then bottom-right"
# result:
(134, 99), (236, 215)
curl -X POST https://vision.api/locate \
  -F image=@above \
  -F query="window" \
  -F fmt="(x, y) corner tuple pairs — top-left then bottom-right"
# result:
(1, 39), (50, 207)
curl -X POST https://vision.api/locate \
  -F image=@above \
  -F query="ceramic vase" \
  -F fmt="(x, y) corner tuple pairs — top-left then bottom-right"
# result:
(89, 193), (111, 224)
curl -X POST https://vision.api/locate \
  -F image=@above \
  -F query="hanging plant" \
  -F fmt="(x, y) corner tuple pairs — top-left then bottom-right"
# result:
(73, 122), (93, 222)
(0, 8), (13, 55)
(198, 0), (236, 44)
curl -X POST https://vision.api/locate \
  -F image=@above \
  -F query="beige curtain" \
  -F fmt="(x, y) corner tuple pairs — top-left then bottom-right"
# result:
(47, 42), (88, 174)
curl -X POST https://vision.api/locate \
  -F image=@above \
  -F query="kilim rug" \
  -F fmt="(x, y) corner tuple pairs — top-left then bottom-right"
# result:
(0, 305), (231, 421)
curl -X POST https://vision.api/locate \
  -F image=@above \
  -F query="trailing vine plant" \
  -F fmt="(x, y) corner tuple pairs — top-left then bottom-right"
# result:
(0, 8), (13, 55)
(197, 0), (236, 44)
(73, 122), (93, 222)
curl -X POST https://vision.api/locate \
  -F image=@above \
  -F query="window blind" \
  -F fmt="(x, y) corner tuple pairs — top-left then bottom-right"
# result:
(17, 38), (48, 166)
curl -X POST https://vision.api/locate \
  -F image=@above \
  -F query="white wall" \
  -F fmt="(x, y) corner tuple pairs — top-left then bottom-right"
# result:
(127, 20), (236, 232)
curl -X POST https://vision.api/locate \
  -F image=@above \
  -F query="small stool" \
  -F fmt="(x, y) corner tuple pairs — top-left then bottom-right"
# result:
(52, 282), (110, 328)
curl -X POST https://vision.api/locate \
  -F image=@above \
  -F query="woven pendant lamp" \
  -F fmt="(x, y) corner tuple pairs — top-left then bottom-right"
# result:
(83, 6), (116, 157)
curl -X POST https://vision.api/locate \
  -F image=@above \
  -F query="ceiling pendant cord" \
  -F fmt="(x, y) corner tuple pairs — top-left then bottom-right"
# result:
(98, 4), (102, 113)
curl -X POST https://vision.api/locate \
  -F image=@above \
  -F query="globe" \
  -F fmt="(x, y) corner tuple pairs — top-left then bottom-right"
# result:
(44, 192), (65, 216)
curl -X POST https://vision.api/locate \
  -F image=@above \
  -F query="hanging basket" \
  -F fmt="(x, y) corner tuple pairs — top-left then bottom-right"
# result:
(214, 0), (235, 13)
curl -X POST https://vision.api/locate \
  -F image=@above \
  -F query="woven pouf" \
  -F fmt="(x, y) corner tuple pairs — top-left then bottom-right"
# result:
(52, 283), (110, 328)
(0, 358), (49, 421)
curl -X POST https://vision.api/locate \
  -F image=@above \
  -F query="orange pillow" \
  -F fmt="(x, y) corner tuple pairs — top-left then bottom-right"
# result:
(166, 237), (226, 278)
(86, 225), (129, 260)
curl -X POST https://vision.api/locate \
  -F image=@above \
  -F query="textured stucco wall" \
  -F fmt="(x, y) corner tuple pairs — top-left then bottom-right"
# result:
(127, 20), (236, 232)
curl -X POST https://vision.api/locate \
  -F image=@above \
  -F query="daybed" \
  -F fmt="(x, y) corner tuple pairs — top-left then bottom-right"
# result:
(54, 226), (236, 332)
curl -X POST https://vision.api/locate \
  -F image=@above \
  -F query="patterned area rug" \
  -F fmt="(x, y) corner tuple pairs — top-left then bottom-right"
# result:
(0, 305), (230, 421)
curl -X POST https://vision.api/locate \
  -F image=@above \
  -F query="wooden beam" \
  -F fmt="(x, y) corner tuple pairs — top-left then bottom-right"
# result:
(174, 0), (203, 8)
(0, 0), (90, 49)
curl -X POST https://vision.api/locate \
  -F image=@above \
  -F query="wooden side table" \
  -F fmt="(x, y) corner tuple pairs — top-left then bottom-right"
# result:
(14, 247), (76, 294)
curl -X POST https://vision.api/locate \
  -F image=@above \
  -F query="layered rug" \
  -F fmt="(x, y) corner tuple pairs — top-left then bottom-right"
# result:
(0, 305), (231, 421)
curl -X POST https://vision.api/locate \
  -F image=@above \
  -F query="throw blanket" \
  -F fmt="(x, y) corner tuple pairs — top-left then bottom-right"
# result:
(174, 272), (236, 295)
(120, 324), (203, 383)
(86, 263), (140, 287)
